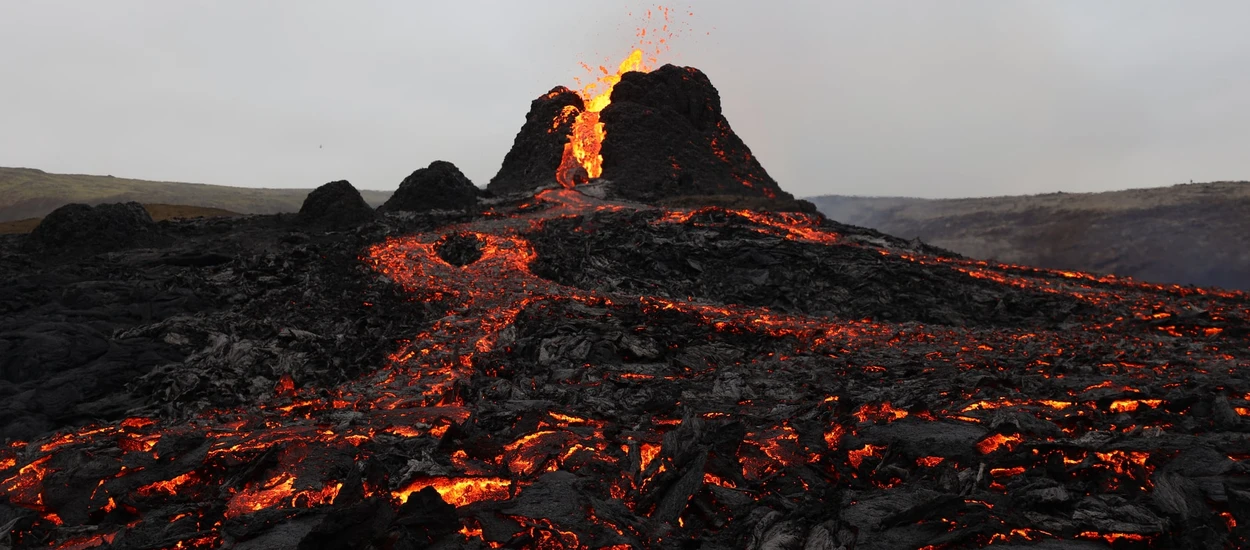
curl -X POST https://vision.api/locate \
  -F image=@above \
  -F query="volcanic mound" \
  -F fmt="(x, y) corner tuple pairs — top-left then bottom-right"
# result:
(381, 160), (480, 213)
(490, 64), (792, 203)
(24, 201), (158, 252)
(298, 180), (376, 228)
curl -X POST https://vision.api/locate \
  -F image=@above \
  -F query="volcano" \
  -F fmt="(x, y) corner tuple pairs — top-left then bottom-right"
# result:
(490, 61), (791, 203)
(2, 63), (1250, 550)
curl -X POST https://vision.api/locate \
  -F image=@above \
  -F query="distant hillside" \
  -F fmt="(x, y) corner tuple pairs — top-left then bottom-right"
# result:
(0, 167), (391, 222)
(807, 181), (1250, 290)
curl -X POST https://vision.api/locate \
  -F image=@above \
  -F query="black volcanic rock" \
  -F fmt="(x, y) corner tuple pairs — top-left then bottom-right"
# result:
(600, 64), (791, 202)
(298, 180), (375, 228)
(488, 87), (584, 195)
(381, 161), (479, 212)
(25, 202), (157, 253)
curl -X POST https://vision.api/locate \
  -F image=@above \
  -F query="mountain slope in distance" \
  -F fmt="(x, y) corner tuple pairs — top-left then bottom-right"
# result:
(0, 167), (392, 222)
(807, 181), (1250, 290)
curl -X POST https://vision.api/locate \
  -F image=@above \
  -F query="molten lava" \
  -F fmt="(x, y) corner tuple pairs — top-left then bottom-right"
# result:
(555, 49), (647, 187)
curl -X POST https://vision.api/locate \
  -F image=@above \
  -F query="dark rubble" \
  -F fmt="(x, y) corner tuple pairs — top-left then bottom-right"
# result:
(0, 186), (1248, 550)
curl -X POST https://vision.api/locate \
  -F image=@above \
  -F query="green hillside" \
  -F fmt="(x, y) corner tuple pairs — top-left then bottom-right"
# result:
(0, 167), (391, 222)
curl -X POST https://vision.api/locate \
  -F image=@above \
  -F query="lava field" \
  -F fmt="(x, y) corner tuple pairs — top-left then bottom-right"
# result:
(3, 55), (1250, 550)
(3, 183), (1250, 549)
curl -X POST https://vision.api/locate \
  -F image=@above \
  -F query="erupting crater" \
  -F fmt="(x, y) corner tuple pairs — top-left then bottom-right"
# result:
(490, 53), (790, 202)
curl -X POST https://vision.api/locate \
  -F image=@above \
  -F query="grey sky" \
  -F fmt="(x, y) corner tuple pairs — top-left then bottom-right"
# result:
(2, 1), (1248, 198)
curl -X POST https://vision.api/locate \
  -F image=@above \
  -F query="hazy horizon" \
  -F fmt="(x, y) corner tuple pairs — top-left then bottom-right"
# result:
(3, 1), (1249, 199)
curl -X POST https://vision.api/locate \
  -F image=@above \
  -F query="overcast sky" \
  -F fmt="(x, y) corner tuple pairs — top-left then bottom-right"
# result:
(2, 1), (1249, 198)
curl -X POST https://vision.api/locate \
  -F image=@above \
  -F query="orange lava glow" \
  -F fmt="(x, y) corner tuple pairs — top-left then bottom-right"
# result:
(640, 442), (662, 472)
(823, 424), (846, 450)
(556, 49), (646, 187)
(1076, 531), (1149, 544)
(136, 471), (198, 496)
(53, 532), (117, 550)
(853, 402), (909, 423)
(1109, 399), (1163, 413)
(848, 444), (886, 469)
(0, 455), (52, 508)
(976, 433), (1024, 455)
(392, 477), (512, 507)
(703, 472), (736, 488)
(1095, 450), (1151, 477)
(224, 473), (341, 518)
(990, 466), (1026, 477)
(988, 528), (1048, 544)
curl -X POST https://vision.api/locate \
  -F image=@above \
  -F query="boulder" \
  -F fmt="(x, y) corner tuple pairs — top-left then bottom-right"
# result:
(25, 202), (157, 253)
(298, 180), (375, 228)
(380, 161), (479, 213)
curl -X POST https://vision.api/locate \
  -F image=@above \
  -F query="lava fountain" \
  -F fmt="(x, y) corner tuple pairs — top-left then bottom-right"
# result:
(555, 49), (648, 187)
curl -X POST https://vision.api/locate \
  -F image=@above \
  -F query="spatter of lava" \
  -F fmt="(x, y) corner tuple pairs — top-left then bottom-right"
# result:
(3, 183), (1249, 548)
(555, 49), (645, 188)
(555, 6), (689, 187)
